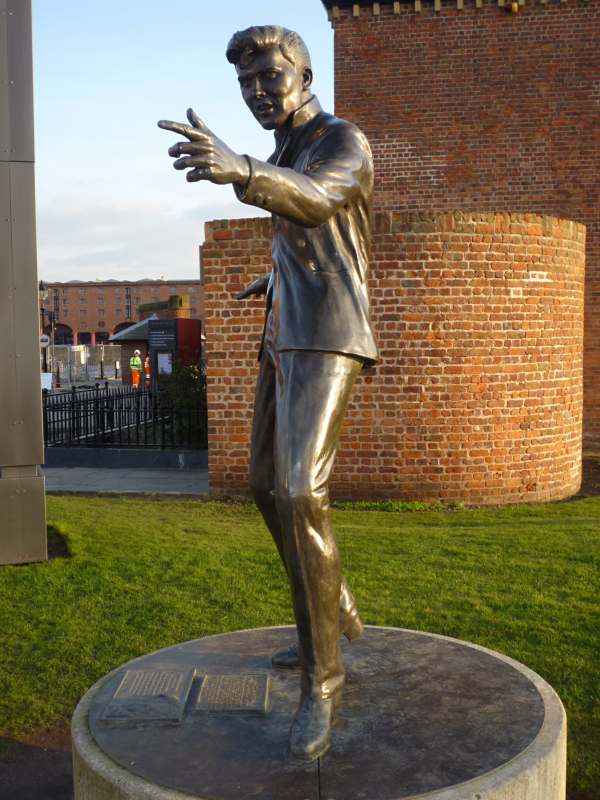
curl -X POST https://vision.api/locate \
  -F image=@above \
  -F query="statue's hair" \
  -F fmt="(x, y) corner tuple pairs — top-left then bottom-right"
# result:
(226, 26), (312, 72)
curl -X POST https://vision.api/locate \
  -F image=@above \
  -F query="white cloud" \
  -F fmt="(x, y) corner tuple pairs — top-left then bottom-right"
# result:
(36, 192), (268, 282)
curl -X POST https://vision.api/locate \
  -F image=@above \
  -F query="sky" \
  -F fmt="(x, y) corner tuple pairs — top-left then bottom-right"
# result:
(32, 0), (335, 283)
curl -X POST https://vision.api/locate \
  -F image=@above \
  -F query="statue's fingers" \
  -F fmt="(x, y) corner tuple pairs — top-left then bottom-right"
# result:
(187, 167), (212, 182)
(158, 120), (204, 141)
(187, 108), (209, 131)
(158, 120), (191, 136)
(169, 140), (209, 157)
(173, 156), (212, 170)
(237, 281), (261, 299)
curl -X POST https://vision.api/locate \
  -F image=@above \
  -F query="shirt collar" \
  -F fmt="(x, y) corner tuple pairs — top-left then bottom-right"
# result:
(274, 95), (323, 147)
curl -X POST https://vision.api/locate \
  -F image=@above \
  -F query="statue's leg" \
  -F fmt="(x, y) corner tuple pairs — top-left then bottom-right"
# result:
(249, 348), (363, 651)
(248, 350), (287, 567)
(272, 350), (362, 760)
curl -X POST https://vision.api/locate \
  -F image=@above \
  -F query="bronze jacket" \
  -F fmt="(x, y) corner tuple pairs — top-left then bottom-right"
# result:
(236, 96), (379, 365)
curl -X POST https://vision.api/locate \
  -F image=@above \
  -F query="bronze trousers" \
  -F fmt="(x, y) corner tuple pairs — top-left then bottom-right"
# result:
(249, 342), (362, 701)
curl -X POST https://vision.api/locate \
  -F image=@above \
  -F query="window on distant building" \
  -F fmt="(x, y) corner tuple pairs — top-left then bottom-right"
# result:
(98, 309), (105, 317)
(116, 307), (122, 316)
(80, 297), (86, 304)
(191, 307), (196, 315)
(98, 321), (106, 329)
(80, 309), (87, 316)
(169, 286), (177, 295)
(97, 296), (104, 304)
(63, 310), (69, 317)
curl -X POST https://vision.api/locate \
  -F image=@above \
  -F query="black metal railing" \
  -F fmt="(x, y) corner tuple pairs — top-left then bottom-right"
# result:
(43, 383), (207, 449)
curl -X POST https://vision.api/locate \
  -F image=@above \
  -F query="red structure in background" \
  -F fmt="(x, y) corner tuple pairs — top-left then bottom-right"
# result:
(175, 319), (203, 368)
(111, 297), (203, 385)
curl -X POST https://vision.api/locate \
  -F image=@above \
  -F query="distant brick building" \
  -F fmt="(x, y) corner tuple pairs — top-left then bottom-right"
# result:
(40, 278), (203, 346)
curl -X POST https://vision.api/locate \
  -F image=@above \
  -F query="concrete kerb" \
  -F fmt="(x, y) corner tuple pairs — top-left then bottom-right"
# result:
(43, 449), (208, 470)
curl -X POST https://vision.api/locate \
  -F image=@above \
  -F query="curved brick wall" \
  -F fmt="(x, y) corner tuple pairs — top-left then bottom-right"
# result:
(202, 212), (585, 505)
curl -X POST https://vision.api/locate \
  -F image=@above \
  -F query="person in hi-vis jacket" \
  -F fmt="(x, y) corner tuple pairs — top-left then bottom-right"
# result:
(129, 349), (142, 389)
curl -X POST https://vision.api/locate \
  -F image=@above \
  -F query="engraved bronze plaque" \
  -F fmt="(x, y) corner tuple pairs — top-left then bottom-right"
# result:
(195, 673), (270, 715)
(102, 668), (195, 723)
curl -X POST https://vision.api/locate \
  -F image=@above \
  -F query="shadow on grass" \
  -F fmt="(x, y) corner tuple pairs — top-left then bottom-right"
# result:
(48, 526), (70, 561)
(8, 526), (70, 568)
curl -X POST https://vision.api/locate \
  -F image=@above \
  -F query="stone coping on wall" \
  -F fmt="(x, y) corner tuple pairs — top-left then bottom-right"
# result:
(321, 0), (585, 16)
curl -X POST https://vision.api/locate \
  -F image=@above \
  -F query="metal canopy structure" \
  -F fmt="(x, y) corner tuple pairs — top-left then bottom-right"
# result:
(109, 316), (158, 342)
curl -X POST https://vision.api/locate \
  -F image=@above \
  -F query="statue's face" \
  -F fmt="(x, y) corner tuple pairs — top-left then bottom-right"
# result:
(236, 47), (310, 130)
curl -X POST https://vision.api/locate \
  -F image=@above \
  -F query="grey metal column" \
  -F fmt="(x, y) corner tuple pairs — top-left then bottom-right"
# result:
(0, 0), (47, 564)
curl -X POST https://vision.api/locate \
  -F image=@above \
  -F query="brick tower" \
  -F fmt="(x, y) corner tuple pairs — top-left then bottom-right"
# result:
(322, 0), (600, 447)
(201, 4), (592, 504)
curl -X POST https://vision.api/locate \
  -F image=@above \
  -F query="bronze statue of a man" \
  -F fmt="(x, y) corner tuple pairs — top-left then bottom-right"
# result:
(159, 25), (377, 762)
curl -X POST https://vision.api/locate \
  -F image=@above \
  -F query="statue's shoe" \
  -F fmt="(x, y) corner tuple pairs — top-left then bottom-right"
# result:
(289, 693), (340, 762)
(342, 605), (364, 642)
(272, 608), (364, 669)
(271, 642), (301, 669)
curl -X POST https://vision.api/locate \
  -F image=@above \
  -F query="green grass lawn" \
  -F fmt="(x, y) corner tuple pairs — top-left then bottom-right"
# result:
(1, 495), (599, 798)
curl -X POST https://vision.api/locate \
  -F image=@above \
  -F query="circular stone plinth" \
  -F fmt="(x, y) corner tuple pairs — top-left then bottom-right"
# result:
(72, 627), (566, 800)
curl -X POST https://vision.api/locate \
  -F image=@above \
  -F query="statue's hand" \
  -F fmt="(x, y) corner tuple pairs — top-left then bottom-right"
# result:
(158, 109), (250, 186)
(236, 274), (270, 301)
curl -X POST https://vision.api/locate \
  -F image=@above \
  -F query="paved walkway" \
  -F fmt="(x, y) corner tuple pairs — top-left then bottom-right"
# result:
(43, 467), (209, 495)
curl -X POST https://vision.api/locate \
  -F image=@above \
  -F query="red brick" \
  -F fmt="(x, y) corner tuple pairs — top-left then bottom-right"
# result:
(331, 1), (599, 447)
(203, 211), (584, 505)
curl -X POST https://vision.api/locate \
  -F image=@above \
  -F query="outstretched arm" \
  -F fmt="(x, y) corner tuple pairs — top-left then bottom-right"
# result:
(234, 129), (369, 228)
(158, 110), (371, 228)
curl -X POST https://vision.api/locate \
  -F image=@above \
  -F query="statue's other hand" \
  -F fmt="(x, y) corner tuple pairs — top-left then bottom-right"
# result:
(236, 274), (270, 300)
(158, 108), (249, 186)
